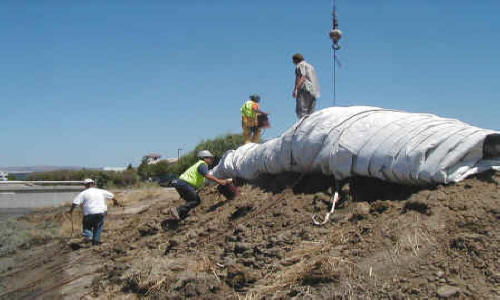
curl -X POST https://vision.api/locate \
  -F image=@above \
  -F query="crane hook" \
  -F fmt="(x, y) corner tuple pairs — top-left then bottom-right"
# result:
(329, 9), (342, 50)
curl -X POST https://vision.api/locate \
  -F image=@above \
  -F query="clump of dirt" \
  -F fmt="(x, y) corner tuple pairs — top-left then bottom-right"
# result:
(225, 263), (259, 291)
(137, 220), (160, 236)
(403, 200), (432, 215)
(0, 171), (498, 299)
(300, 260), (340, 286)
(229, 205), (253, 220)
(122, 257), (221, 298)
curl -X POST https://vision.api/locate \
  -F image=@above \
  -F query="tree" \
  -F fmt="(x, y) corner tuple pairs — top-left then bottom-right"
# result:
(137, 157), (152, 180)
(150, 160), (171, 178)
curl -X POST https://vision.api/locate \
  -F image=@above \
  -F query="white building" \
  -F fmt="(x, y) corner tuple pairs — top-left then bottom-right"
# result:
(144, 153), (162, 165)
(103, 167), (127, 172)
(0, 171), (8, 181)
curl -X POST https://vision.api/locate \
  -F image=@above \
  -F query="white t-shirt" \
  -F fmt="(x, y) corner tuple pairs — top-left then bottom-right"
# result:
(72, 187), (114, 216)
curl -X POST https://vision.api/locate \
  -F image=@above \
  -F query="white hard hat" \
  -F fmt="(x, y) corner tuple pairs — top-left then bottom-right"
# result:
(198, 150), (214, 158)
(83, 178), (95, 184)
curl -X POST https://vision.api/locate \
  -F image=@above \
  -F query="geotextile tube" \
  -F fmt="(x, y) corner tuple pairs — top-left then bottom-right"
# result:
(212, 106), (500, 185)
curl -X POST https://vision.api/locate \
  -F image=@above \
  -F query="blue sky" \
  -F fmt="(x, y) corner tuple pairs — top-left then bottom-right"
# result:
(1, 0), (499, 167)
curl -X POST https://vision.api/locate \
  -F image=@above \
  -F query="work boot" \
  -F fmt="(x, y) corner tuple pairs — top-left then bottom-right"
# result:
(170, 207), (180, 221)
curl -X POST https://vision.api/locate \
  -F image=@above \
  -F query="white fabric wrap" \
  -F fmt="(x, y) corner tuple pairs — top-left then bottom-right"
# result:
(212, 106), (499, 185)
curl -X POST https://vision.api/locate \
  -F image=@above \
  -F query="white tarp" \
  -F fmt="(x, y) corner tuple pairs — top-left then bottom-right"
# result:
(212, 106), (500, 185)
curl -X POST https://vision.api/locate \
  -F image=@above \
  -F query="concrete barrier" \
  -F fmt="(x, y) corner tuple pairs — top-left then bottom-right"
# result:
(0, 185), (83, 209)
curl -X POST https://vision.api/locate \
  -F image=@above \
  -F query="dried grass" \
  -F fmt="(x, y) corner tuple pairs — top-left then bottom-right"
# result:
(124, 257), (180, 295)
(117, 188), (166, 205)
(0, 216), (60, 256)
(251, 236), (355, 296)
(390, 215), (436, 258)
(236, 291), (259, 300)
(124, 254), (224, 298)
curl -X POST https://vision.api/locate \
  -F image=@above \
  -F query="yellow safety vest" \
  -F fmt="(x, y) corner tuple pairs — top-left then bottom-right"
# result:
(179, 160), (208, 189)
(241, 100), (257, 119)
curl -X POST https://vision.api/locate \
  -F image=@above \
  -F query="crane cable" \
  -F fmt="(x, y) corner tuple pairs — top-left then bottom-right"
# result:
(333, 44), (337, 107)
(329, 0), (342, 106)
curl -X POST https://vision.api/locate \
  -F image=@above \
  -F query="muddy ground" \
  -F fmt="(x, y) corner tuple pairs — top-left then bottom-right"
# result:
(0, 171), (498, 299)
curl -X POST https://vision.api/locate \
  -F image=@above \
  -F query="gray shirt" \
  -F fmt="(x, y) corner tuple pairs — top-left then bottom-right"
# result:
(295, 61), (320, 98)
(197, 163), (209, 176)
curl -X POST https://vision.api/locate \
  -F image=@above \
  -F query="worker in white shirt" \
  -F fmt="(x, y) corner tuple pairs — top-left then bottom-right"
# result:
(292, 53), (320, 118)
(68, 178), (117, 246)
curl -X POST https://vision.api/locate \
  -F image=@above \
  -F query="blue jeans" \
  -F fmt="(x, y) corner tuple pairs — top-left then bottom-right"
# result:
(82, 228), (92, 239)
(172, 179), (201, 219)
(82, 213), (106, 245)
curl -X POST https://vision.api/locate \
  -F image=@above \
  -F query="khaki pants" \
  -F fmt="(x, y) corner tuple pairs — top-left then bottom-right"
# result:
(296, 90), (316, 118)
(242, 125), (262, 144)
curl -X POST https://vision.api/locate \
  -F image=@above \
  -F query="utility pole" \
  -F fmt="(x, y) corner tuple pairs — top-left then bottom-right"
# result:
(177, 148), (183, 163)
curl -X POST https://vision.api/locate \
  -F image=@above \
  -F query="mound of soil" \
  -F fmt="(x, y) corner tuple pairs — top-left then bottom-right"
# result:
(0, 171), (498, 299)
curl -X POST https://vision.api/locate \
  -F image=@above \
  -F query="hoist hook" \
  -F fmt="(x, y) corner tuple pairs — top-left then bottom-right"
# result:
(329, 5), (342, 50)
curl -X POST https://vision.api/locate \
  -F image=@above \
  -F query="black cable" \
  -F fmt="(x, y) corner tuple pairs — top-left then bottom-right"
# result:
(332, 0), (337, 106)
(333, 48), (337, 106)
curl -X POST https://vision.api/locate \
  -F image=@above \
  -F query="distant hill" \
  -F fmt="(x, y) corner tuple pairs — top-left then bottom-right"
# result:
(0, 166), (98, 173)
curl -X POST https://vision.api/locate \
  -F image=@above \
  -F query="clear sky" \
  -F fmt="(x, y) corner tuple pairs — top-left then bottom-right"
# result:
(1, 0), (499, 168)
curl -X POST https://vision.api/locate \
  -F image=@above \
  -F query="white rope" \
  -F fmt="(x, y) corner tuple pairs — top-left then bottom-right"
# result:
(312, 191), (338, 226)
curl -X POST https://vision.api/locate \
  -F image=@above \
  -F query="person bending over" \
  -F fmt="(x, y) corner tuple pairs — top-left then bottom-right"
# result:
(170, 150), (230, 220)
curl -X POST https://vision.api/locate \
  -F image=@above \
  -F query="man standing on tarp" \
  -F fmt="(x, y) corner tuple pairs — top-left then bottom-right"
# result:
(170, 150), (231, 221)
(69, 178), (117, 246)
(292, 53), (320, 118)
(241, 94), (268, 144)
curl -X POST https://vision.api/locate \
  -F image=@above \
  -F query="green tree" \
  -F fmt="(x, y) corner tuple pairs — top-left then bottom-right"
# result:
(169, 133), (244, 175)
(26, 168), (139, 188)
(137, 157), (152, 180)
(150, 160), (171, 178)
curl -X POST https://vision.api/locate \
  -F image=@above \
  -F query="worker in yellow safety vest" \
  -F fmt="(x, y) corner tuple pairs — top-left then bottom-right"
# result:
(170, 150), (230, 221)
(241, 94), (268, 144)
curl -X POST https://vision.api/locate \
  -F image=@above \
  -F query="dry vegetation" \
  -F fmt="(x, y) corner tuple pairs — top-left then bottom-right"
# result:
(0, 171), (498, 299)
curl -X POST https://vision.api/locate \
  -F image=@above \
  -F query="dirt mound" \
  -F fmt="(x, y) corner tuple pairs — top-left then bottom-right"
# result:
(0, 171), (498, 298)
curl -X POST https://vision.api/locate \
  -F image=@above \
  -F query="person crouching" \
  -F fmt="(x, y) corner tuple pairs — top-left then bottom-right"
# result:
(170, 150), (230, 221)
